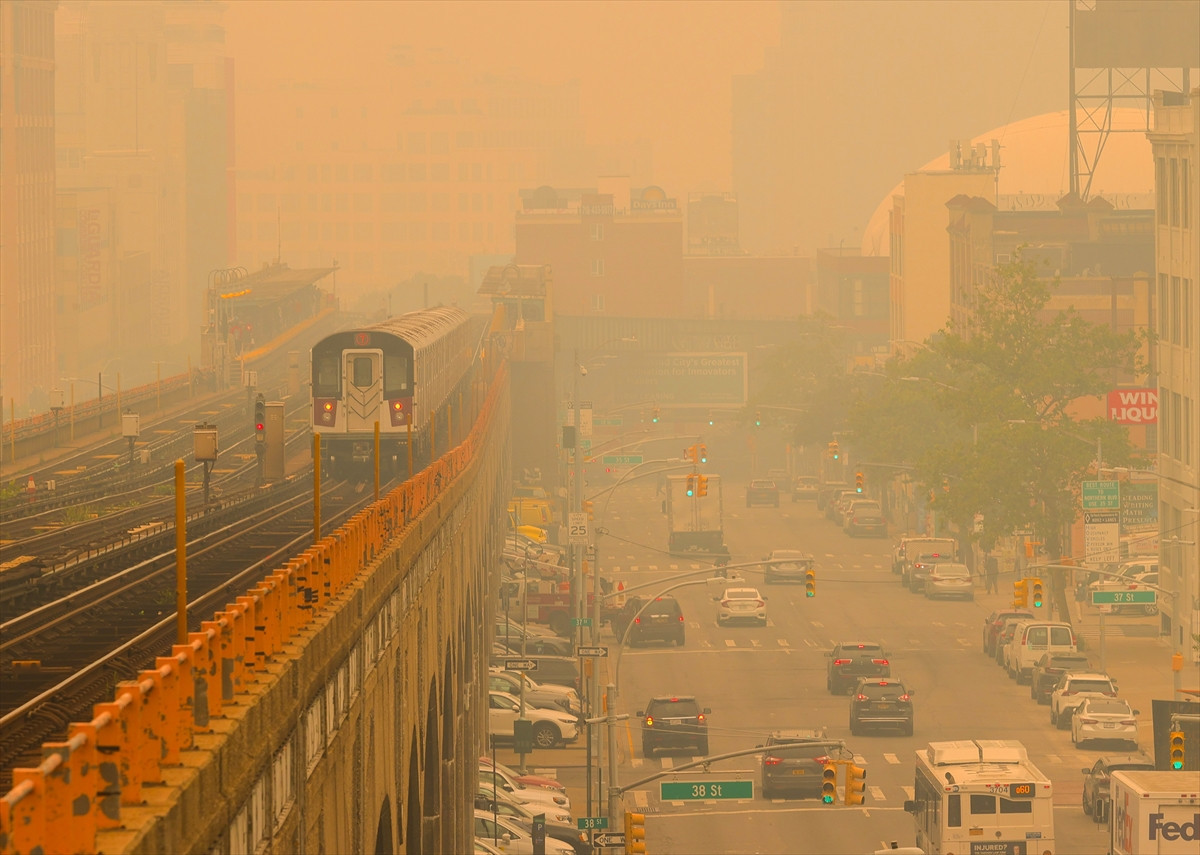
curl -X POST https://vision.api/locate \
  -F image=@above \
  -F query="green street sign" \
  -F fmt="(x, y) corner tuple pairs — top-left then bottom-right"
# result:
(571, 617), (593, 627)
(594, 417), (623, 426)
(601, 455), (643, 465)
(1082, 480), (1120, 510)
(660, 780), (753, 801)
(1091, 589), (1157, 605)
(577, 817), (609, 830)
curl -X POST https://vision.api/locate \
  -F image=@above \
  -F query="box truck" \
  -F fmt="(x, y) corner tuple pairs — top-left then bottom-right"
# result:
(1109, 769), (1199, 855)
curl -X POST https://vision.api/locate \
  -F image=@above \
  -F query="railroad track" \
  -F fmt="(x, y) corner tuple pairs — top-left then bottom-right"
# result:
(0, 474), (381, 789)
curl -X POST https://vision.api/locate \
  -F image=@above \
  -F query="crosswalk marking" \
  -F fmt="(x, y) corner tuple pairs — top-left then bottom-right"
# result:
(884, 753), (900, 764)
(777, 638), (790, 647)
(751, 638), (762, 648)
(957, 637), (973, 646)
(669, 564), (679, 571)
(902, 786), (914, 800)
(633, 790), (649, 808)
(869, 786), (886, 801)
(660, 757), (674, 769)
(648, 565), (657, 572)
(811, 621), (824, 628)
(725, 639), (737, 648)
(700, 640), (713, 648)
(689, 621), (702, 629)
(931, 621), (945, 627)
(1044, 753), (1062, 765)
(631, 565), (639, 573)
(804, 638), (818, 648)
(853, 754), (867, 765)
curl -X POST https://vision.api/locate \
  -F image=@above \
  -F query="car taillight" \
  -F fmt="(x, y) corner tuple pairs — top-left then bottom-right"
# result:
(1063, 691), (1075, 696)
(720, 600), (730, 607)
(679, 614), (685, 621)
(813, 755), (830, 766)
(1120, 719), (1135, 726)
(755, 600), (765, 607)
(855, 693), (868, 701)
(764, 756), (782, 766)
(1079, 718), (1097, 725)
(1104, 691), (1116, 697)
(834, 659), (851, 666)
(644, 716), (653, 727)
(872, 659), (889, 666)
(634, 617), (641, 623)
(697, 713), (706, 723)
(899, 694), (911, 702)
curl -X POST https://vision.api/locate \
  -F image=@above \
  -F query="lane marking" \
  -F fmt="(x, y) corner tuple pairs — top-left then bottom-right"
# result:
(884, 753), (900, 765)
(633, 790), (648, 809)
(777, 638), (790, 647)
(724, 639), (737, 648)
(660, 756), (674, 769)
(751, 638), (762, 648)
(811, 621), (825, 628)
(869, 785), (886, 801)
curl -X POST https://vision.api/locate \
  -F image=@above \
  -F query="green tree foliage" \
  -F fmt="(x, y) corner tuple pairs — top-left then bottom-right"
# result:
(751, 315), (853, 444)
(849, 255), (1147, 555)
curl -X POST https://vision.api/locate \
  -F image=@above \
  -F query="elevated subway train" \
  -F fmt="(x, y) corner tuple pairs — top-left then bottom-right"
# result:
(310, 307), (479, 479)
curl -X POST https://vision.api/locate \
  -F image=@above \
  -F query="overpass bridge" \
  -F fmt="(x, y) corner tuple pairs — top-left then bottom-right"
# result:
(1, 365), (512, 855)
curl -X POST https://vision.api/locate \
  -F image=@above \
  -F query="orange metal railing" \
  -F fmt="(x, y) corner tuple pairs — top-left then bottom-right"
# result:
(0, 363), (506, 855)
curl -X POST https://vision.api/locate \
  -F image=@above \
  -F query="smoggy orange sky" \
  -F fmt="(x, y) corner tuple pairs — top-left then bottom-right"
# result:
(224, 0), (776, 193)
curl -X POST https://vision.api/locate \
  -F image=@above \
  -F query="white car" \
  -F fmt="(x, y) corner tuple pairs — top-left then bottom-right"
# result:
(1050, 673), (1119, 729)
(473, 811), (575, 855)
(478, 766), (571, 812)
(924, 562), (974, 600)
(489, 668), (581, 715)
(1072, 697), (1140, 749)
(716, 587), (767, 626)
(475, 784), (572, 825)
(489, 691), (578, 748)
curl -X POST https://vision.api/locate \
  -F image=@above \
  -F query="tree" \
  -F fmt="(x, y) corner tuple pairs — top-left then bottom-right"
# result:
(850, 254), (1147, 560)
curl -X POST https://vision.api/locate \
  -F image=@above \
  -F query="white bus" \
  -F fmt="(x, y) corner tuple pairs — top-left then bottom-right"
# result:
(903, 740), (1055, 855)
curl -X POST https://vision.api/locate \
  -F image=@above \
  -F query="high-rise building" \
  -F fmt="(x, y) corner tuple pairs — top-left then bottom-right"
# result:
(1, 1), (58, 414)
(1146, 86), (1199, 663)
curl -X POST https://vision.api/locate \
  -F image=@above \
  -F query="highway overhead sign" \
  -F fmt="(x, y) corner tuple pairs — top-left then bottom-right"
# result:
(504, 659), (538, 671)
(576, 646), (609, 657)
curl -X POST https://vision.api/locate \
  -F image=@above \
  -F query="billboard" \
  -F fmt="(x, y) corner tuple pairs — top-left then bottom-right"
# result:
(1075, 1), (1200, 69)
(1121, 481), (1159, 530)
(623, 353), (747, 407)
(1108, 388), (1158, 424)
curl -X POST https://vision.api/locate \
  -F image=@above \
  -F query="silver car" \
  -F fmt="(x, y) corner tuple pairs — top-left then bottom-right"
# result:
(924, 562), (974, 600)
(1072, 697), (1140, 749)
(762, 549), (814, 584)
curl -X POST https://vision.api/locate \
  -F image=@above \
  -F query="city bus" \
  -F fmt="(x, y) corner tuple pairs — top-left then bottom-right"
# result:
(903, 740), (1055, 855)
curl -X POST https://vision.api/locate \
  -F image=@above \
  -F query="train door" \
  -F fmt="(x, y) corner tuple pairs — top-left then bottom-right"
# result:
(342, 350), (384, 433)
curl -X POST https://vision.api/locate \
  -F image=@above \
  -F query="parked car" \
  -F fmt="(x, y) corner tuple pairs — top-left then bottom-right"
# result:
(1050, 673), (1119, 729)
(488, 655), (581, 692)
(791, 475), (819, 501)
(715, 586), (767, 626)
(488, 668), (581, 715)
(827, 641), (891, 694)
(1007, 621), (1079, 683)
(477, 766), (571, 811)
(473, 811), (576, 855)
(849, 678), (915, 736)
(746, 479), (781, 507)
(488, 691), (578, 748)
(758, 730), (835, 800)
(982, 609), (1034, 656)
(1029, 652), (1093, 704)
(479, 757), (566, 797)
(472, 794), (587, 855)
(493, 634), (574, 658)
(638, 695), (710, 756)
(923, 562), (974, 600)
(762, 549), (815, 584)
(475, 785), (572, 825)
(1080, 752), (1155, 817)
(994, 617), (1027, 666)
(827, 490), (861, 524)
(843, 501), (887, 537)
(907, 552), (955, 593)
(1071, 697), (1140, 749)
(816, 482), (849, 511)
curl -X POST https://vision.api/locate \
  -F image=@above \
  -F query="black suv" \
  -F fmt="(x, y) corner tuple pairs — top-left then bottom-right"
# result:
(827, 641), (891, 694)
(617, 595), (685, 647)
(758, 730), (837, 800)
(638, 696), (710, 757)
(849, 678), (914, 735)
(1030, 651), (1092, 704)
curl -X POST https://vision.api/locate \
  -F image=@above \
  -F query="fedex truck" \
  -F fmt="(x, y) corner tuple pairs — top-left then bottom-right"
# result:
(1109, 770), (1199, 855)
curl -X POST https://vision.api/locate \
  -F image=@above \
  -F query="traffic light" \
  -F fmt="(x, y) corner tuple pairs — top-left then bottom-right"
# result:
(821, 763), (838, 804)
(685, 475), (696, 497)
(698, 444), (708, 464)
(685, 444), (699, 464)
(1013, 578), (1029, 609)
(696, 475), (709, 497)
(583, 500), (594, 520)
(1030, 577), (1044, 608)
(804, 565), (816, 598)
(845, 764), (867, 806)
(1169, 730), (1186, 770)
(829, 440), (840, 460)
(624, 810), (646, 854)
(855, 471), (864, 494)
(651, 407), (660, 424)
(754, 411), (762, 427)
(254, 395), (266, 443)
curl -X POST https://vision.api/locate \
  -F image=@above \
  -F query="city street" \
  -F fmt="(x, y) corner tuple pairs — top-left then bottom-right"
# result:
(497, 475), (1174, 854)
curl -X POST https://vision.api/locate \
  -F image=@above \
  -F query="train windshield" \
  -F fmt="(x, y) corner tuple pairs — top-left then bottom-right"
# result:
(384, 353), (410, 396)
(313, 351), (340, 397)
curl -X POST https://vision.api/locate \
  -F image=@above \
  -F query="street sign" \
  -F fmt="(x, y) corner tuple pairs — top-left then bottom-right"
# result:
(594, 417), (623, 426)
(577, 646), (609, 657)
(1092, 589), (1157, 605)
(601, 454), (643, 465)
(568, 512), (589, 545)
(590, 832), (625, 848)
(660, 780), (754, 801)
(504, 659), (538, 671)
(577, 817), (609, 830)
(571, 617), (592, 627)
(1082, 480), (1120, 510)
(580, 402), (593, 438)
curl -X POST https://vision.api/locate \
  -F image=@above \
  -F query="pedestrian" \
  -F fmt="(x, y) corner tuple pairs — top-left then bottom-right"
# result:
(985, 553), (999, 594)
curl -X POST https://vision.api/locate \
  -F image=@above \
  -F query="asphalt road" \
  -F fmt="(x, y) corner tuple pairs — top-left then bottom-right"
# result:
(571, 476), (1115, 855)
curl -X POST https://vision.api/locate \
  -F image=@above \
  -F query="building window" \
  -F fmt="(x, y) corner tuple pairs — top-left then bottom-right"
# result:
(590, 294), (606, 312)
(1184, 279), (1194, 348)
(1170, 158), (1180, 227)
(1156, 157), (1168, 224)
(1183, 395), (1193, 466)
(1171, 392), (1182, 462)
(591, 258), (605, 277)
(590, 223), (604, 241)
(1159, 273), (1169, 341)
(1171, 276), (1181, 344)
(1183, 159), (1192, 229)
